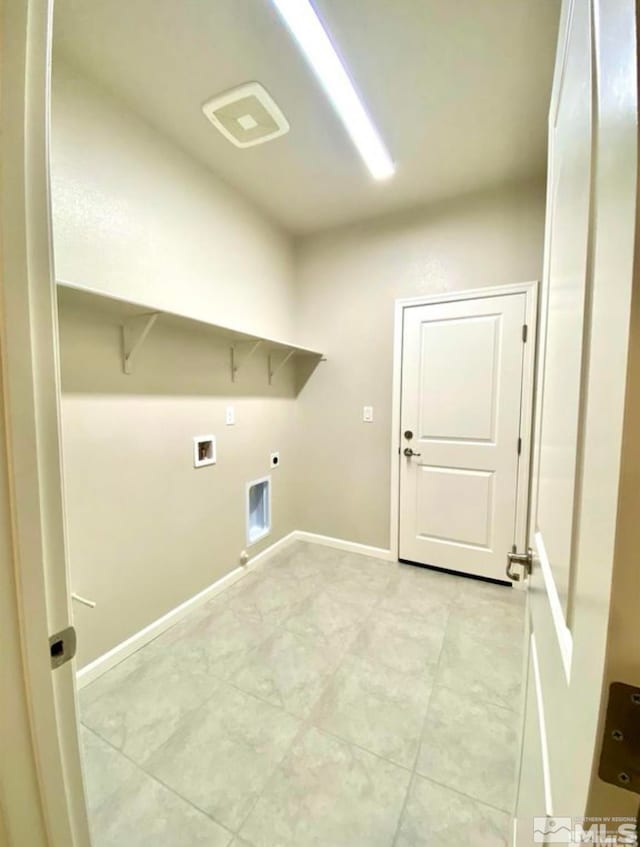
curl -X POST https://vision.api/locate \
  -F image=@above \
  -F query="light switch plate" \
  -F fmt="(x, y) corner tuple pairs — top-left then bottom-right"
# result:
(225, 406), (235, 426)
(363, 406), (374, 423)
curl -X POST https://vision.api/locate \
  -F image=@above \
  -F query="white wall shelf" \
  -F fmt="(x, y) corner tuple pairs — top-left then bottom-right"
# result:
(57, 280), (325, 380)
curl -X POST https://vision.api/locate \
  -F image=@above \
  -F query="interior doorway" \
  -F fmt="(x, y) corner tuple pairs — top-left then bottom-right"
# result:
(392, 284), (537, 583)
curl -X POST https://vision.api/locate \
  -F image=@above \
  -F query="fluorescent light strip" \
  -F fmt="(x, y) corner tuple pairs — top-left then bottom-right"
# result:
(271, 0), (395, 180)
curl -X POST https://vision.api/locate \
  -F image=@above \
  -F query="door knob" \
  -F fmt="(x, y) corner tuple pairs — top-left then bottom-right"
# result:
(403, 447), (421, 457)
(506, 548), (533, 581)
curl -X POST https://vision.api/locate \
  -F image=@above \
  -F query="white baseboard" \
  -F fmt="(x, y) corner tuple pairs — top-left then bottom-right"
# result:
(75, 530), (297, 689)
(75, 529), (394, 689)
(292, 530), (395, 562)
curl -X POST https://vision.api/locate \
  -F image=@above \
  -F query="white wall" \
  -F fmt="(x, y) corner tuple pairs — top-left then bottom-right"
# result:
(294, 181), (546, 549)
(51, 59), (296, 341)
(51, 60), (300, 666)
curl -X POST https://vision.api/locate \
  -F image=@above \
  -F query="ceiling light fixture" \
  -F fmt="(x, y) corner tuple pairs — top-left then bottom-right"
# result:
(270, 0), (395, 181)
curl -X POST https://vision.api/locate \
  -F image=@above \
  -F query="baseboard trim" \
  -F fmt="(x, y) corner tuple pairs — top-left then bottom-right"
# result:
(75, 530), (298, 689)
(292, 530), (395, 562)
(76, 529), (394, 689)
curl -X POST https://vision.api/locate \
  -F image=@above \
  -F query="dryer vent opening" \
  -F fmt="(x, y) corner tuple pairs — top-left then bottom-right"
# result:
(247, 476), (271, 545)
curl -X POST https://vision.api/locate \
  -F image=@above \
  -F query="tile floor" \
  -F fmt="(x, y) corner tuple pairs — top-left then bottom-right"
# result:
(79, 541), (526, 847)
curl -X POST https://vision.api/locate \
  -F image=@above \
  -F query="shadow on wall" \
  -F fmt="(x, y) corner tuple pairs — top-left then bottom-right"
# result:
(57, 288), (320, 397)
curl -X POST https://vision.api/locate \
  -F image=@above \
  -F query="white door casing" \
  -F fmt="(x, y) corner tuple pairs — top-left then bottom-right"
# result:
(514, 0), (638, 841)
(0, 0), (91, 844)
(397, 288), (535, 583)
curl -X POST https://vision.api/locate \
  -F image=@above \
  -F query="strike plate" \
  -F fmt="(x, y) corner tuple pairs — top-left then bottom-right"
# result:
(49, 625), (77, 670)
(598, 682), (640, 794)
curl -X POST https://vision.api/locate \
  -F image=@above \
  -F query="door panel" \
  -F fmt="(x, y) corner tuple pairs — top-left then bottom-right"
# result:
(515, 638), (549, 847)
(514, 0), (638, 840)
(535, 0), (592, 619)
(515, 3), (593, 835)
(418, 314), (500, 442)
(416, 466), (493, 548)
(399, 292), (527, 581)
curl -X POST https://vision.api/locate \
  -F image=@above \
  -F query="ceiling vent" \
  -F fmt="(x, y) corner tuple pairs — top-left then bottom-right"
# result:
(202, 82), (289, 148)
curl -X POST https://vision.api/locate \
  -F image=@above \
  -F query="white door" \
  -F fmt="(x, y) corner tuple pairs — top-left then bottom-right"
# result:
(514, 0), (638, 843)
(398, 291), (529, 583)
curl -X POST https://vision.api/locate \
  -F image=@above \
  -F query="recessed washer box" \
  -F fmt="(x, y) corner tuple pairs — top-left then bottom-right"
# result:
(193, 435), (216, 468)
(246, 476), (271, 546)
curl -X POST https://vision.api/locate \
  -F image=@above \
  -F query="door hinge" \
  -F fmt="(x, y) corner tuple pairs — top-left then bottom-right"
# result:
(522, 324), (528, 343)
(49, 625), (77, 670)
(598, 682), (640, 794)
(517, 437), (522, 456)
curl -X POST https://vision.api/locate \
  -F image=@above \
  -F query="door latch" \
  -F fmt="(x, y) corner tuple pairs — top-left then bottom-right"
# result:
(49, 625), (77, 670)
(506, 548), (533, 582)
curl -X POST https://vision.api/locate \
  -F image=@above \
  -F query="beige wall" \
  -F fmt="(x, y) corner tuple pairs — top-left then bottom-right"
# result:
(51, 61), (301, 666)
(59, 296), (299, 667)
(52, 59), (547, 666)
(51, 59), (296, 341)
(294, 181), (546, 549)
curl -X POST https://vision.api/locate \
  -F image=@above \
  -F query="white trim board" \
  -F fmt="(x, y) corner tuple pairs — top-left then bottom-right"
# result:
(75, 530), (395, 689)
(293, 530), (395, 561)
(389, 282), (538, 577)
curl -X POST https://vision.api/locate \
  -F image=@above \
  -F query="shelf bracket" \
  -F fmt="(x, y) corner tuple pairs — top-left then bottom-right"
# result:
(268, 348), (295, 384)
(230, 340), (263, 382)
(122, 312), (160, 374)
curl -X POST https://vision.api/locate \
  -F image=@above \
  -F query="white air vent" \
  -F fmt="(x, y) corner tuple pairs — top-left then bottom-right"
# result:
(202, 82), (289, 148)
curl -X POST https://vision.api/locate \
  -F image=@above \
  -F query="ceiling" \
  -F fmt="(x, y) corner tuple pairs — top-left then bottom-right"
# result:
(53, 0), (560, 235)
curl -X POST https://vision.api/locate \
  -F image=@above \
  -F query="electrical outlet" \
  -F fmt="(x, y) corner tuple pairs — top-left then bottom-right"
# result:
(363, 406), (374, 423)
(270, 452), (280, 468)
(225, 406), (235, 425)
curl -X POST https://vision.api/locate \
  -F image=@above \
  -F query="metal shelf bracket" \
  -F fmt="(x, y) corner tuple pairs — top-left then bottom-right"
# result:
(268, 348), (295, 384)
(230, 340), (263, 382)
(122, 312), (160, 374)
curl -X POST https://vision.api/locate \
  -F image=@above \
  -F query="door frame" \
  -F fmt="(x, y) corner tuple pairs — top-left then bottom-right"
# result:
(389, 281), (538, 574)
(1, 0), (91, 844)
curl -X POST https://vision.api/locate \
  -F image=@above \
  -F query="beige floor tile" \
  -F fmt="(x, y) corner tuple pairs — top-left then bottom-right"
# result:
(313, 653), (435, 768)
(395, 776), (510, 847)
(240, 726), (410, 847)
(416, 685), (519, 811)
(144, 682), (301, 831)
